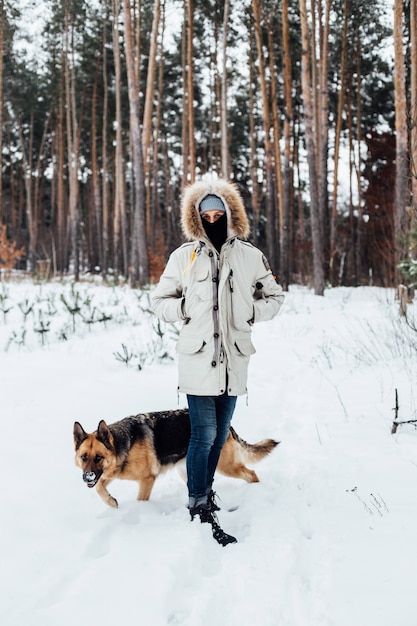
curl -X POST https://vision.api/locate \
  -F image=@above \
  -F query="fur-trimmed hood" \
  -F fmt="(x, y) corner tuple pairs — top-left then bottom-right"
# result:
(181, 179), (250, 241)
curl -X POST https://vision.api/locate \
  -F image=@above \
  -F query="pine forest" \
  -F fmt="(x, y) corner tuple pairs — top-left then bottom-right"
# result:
(0, 0), (416, 294)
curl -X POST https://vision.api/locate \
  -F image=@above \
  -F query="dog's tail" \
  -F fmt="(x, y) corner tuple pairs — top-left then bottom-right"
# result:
(229, 426), (279, 463)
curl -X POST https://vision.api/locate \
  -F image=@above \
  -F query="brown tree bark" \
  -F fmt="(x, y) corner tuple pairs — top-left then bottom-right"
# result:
(410, 0), (417, 216)
(248, 30), (260, 243)
(220, 0), (230, 179)
(122, 0), (149, 285)
(299, 0), (325, 295)
(91, 62), (103, 271)
(102, 11), (110, 277)
(181, 3), (189, 187)
(113, 0), (127, 276)
(281, 0), (294, 288)
(150, 1), (165, 253)
(355, 34), (363, 284)
(142, 0), (160, 167)
(0, 1), (3, 222)
(33, 113), (50, 263)
(317, 0), (333, 260)
(294, 119), (308, 281)
(266, 21), (283, 277)
(17, 118), (35, 264)
(252, 0), (277, 267)
(142, 0), (161, 241)
(330, 0), (348, 283)
(64, 7), (82, 279)
(393, 0), (409, 277)
(187, 0), (195, 183)
(56, 66), (66, 272)
(134, 0), (141, 85)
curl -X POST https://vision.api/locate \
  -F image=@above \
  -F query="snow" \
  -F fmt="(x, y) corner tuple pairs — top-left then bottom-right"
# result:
(1, 279), (417, 626)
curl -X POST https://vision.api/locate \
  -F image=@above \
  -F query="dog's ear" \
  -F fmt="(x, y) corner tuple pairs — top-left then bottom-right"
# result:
(97, 420), (114, 450)
(74, 422), (88, 449)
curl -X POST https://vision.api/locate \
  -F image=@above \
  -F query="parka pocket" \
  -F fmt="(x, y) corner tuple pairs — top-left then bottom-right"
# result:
(193, 268), (213, 302)
(234, 336), (256, 356)
(235, 337), (256, 356)
(229, 289), (255, 331)
(177, 336), (207, 354)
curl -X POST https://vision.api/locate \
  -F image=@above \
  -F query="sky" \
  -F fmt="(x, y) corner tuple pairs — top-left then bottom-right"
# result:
(1, 278), (417, 625)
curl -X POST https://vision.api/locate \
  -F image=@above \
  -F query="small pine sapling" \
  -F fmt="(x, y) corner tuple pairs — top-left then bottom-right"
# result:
(113, 343), (135, 367)
(60, 284), (83, 332)
(34, 310), (51, 346)
(0, 285), (13, 323)
(18, 299), (34, 323)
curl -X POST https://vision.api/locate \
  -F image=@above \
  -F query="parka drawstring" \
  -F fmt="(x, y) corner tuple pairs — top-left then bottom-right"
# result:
(182, 241), (205, 275)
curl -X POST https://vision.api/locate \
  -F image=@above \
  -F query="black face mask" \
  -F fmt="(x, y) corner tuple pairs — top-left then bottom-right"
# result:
(202, 213), (227, 252)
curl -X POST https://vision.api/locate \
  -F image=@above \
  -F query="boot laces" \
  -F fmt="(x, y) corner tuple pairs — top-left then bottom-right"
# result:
(207, 489), (221, 512)
(190, 506), (237, 546)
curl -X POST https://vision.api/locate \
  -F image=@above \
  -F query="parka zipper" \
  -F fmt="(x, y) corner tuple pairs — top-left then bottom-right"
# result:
(209, 251), (220, 368)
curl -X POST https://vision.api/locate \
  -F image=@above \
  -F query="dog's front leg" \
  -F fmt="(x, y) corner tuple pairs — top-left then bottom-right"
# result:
(137, 476), (156, 501)
(96, 479), (118, 508)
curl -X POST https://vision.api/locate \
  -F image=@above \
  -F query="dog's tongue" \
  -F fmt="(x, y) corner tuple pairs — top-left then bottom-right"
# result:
(87, 482), (95, 488)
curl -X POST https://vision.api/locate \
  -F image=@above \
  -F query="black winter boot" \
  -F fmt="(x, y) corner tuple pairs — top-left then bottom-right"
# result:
(207, 489), (221, 512)
(189, 505), (237, 547)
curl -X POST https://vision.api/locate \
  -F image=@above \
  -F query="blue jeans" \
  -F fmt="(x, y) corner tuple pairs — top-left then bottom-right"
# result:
(186, 393), (237, 507)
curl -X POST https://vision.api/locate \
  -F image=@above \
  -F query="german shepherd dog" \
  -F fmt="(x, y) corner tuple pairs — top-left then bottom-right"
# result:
(74, 409), (279, 508)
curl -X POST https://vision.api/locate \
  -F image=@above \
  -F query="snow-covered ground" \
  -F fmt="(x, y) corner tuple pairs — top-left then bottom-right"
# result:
(1, 279), (417, 626)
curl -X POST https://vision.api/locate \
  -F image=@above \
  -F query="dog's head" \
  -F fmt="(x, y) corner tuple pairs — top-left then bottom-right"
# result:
(73, 420), (115, 488)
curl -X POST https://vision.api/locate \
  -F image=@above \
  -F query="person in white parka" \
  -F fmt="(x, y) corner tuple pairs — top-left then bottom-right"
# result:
(151, 179), (284, 545)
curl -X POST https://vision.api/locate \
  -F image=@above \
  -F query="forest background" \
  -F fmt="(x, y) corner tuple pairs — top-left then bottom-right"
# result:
(0, 0), (416, 295)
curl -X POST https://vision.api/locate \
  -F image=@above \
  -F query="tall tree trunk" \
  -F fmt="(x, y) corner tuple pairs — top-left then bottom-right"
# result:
(281, 0), (294, 289)
(265, 17), (284, 281)
(209, 32), (221, 175)
(134, 0), (141, 84)
(122, 0), (149, 285)
(220, 0), (230, 179)
(64, 8), (80, 279)
(411, 0), (417, 217)
(299, 0), (325, 295)
(252, 0), (276, 266)
(142, 0), (160, 166)
(151, 0), (165, 248)
(102, 10), (110, 277)
(355, 33), (363, 285)
(17, 119), (35, 265)
(266, 21), (283, 273)
(6, 127), (16, 234)
(347, 80), (355, 284)
(113, 0), (127, 276)
(294, 119), (308, 281)
(248, 30), (260, 243)
(56, 66), (66, 272)
(33, 113), (50, 261)
(318, 0), (333, 271)
(393, 0), (409, 277)
(187, 0), (195, 182)
(181, 4), (189, 187)
(330, 0), (348, 283)
(0, 1), (3, 223)
(91, 62), (103, 271)
(142, 0), (161, 239)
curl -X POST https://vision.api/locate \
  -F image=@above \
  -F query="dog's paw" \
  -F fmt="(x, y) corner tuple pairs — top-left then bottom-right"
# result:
(107, 495), (118, 508)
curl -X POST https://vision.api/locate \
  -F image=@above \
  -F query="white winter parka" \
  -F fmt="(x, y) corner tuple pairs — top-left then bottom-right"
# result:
(151, 180), (285, 396)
